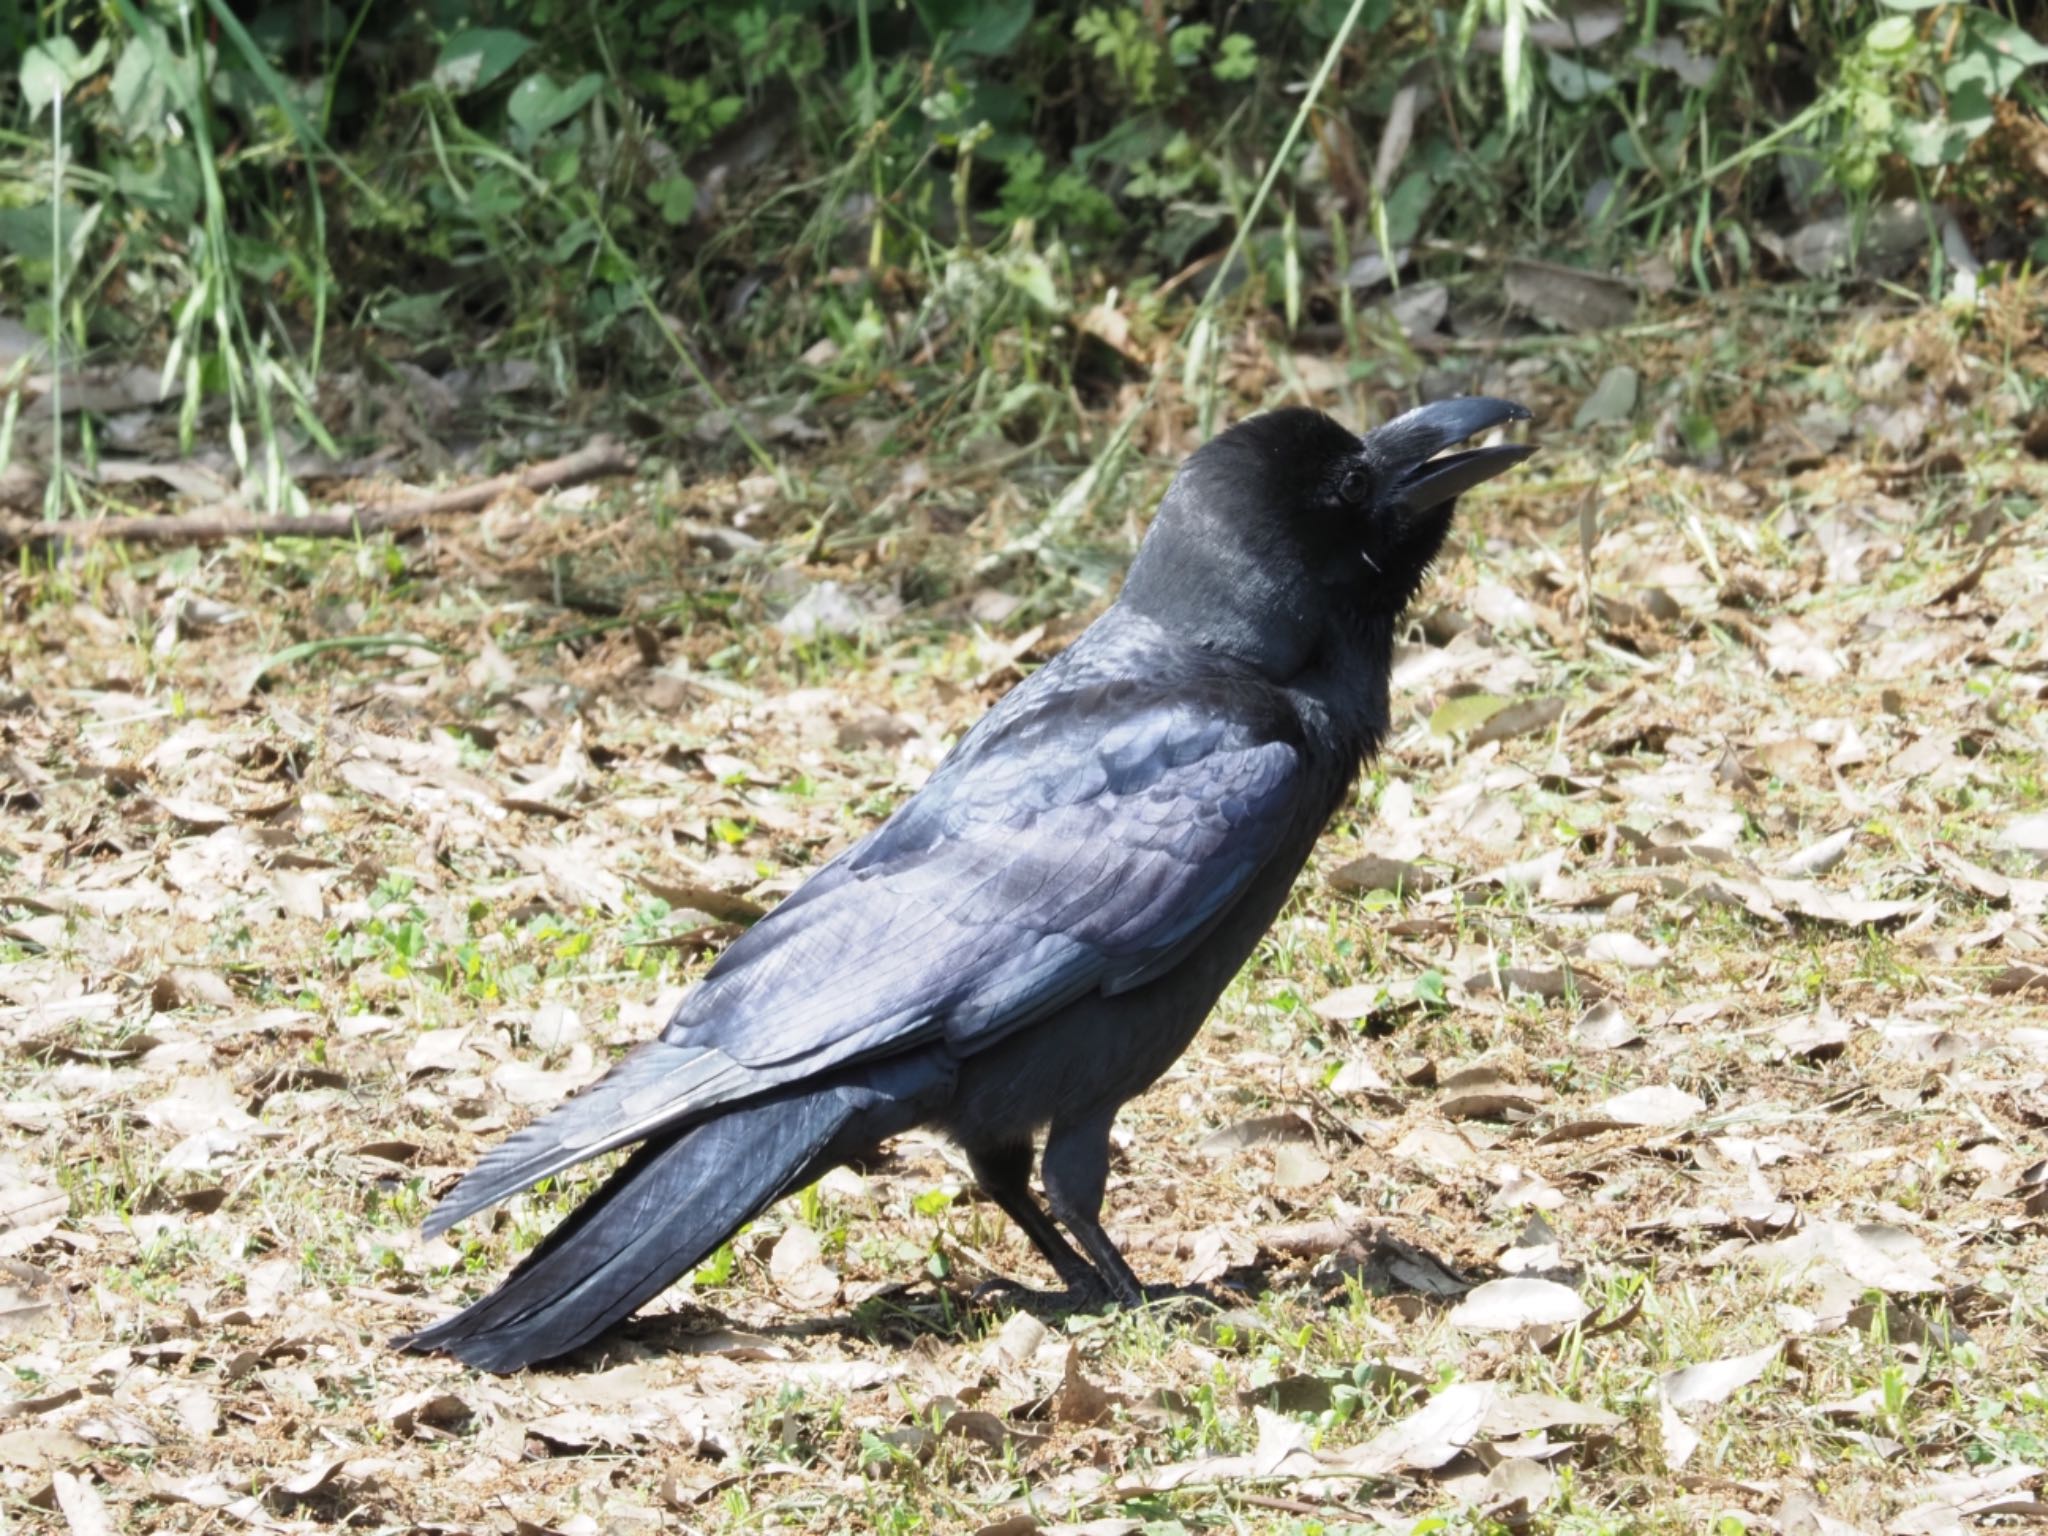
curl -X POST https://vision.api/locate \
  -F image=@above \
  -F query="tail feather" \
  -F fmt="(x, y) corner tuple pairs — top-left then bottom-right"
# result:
(421, 1042), (752, 1238)
(399, 1056), (948, 1372)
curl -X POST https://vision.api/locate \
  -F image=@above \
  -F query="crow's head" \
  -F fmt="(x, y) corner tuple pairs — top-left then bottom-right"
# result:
(1123, 398), (1534, 676)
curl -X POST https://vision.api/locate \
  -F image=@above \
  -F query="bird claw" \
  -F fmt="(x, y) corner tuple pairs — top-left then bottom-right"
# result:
(970, 1273), (1230, 1318)
(1140, 1281), (1231, 1311)
(970, 1274), (1107, 1313)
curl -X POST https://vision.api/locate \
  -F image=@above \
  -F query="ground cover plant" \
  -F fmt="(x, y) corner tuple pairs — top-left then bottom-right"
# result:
(3, 3), (2048, 1533)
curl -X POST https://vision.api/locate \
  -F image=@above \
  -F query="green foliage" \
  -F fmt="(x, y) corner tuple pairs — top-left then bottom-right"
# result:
(1839, 2), (2048, 178)
(0, 0), (2041, 490)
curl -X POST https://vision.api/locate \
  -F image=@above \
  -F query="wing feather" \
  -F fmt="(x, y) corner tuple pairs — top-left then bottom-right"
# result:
(426, 622), (1312, 1226)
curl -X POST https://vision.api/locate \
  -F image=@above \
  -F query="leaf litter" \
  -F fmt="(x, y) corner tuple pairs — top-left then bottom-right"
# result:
(0, 295), (2046, 1531)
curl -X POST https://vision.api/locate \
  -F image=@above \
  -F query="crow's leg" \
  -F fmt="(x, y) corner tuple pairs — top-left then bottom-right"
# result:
(1041, 1109), (1147, 1308)
(966, 1139), (1104, 1296)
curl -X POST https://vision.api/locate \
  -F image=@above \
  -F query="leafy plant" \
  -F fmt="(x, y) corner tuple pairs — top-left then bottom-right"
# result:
(2, 0), (2042, 521)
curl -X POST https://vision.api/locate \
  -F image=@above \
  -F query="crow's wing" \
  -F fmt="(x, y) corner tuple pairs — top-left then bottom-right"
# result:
(425, 644), (1307, 1234)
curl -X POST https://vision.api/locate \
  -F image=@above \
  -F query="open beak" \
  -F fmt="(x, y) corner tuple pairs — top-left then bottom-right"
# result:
(1368, 396), (1536, 514)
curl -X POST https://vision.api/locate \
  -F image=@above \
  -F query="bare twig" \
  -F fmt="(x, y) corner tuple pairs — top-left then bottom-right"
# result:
(0, 436), (636, 556)
(1932, 527), (2013, 605)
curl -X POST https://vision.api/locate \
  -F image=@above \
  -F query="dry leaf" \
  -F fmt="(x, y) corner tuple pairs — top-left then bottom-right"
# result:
(1331, 1381), (1496, 1474)
(0, 1426), (93, 1469)
(1439, 1064), (1548, 1121)
(170, 1386), (221, 1438)
(1762, 877), (1921, 927)
(1656, 1391), (1701, 1470)
(1581, 932), (1667, 969)
(53, 1471), (115, 1536)
(1448, 1278), (1589, 1332)
(1572, 1002), (1641, 1050)
(1598, 1085), (1705, 1128)
(1661, 1341), (1780, 1408)
(768, 1224), (839, 1309)
(1780, 1486), (1879, 1536)
(1250, 1405), (1319, 1477)
(1480, 1390), (1622, 1436)
(1, 1182), (66, 1231)
(1271, 1143), (1331, 1189)
(1752, 1221), (1942, 1295)
(1327, 855), (1443, 896)
(1052, 1345), (1117, 1427)
(1201, 1112), (1317, 1155)
(1891, 1464), (2043, 1535)
(1775, 1002), (1853, 1061)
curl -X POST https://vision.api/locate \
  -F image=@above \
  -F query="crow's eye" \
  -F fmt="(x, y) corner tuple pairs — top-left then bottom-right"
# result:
(1338, 468), (1372, 507)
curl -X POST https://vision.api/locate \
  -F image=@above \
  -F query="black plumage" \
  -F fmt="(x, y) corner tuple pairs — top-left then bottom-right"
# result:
(400, 397), (1534, 1372)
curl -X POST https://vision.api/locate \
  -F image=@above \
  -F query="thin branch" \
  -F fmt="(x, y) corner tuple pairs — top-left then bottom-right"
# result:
(1, 436), (637, 556)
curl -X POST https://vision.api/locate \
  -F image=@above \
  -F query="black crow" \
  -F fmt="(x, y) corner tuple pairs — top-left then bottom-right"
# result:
(400, 398), (1534, 1372)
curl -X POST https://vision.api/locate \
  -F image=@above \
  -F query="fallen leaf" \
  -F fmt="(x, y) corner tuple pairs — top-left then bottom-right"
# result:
(268, 1458), (348, 1515)
(1597, 1085), (1704, 1128)
(1327, 1057), (1393, 1097)
(1271, 1143), (1331, 1190)
(1331, 1381), (1496, 1474)
(1327, 855), (1444, 896)
(989, 1312), (1047, 1366)
(528, 1001), (585, 1052)
(1432, 693), (1512, 737)
(1250, 1405), (1320, 1477)
(270, 868), (326, 920)
(0, 1427), (92, 1469)
(1762, 877), (1921, 928)
(1, 1182), (66, 1231)
(151, 966), (236, 1011)
(1775, 1002), (1853, 1062)
(1988, 964), (2048, 996)
(1471, 696), (1569, 748)
(1571, 1002), (1641, 1050)
(1392, 1124), (1482, 1173)
(143, 1075), (256, 1137)
(1581, 932), (1666, 969)
(1201, 1112), (1317, 1156)
(1779, 1487), (1878, 1536)
(1656, 1391), (1701, 1470)
(1752, 1221), (1942, 1296)
(1462, 965), (1608, 1003)
(170, 1386), (221, 1438)
(54, 1471), (115, 1536)
(1480, 1390), (1622, 1437)
(1448, 1278), (1589, 1332)
(1439, 1063), (1548, 1121)
(1931, 847), (2048, 915)
(1777, 828), (1856, 877)
(403, 1028), (477, 1077)
(381, 1389), (473, 1436)
(1891, 1464), (2044, 1535)
(1575, 365), (1640, 427)
(1052, 1345), (1118, 1427)
(1998, 816), (2048, 854)
(1181, 1225), (1258, 1285)
(768, 1224), (839, 1309)
(1660, 1342), (1780, 1408)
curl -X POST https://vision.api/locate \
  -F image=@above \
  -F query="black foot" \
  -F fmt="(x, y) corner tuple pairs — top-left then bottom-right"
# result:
(969, 1274), (1234, 1318)
(970, 1273), (1107, 1314)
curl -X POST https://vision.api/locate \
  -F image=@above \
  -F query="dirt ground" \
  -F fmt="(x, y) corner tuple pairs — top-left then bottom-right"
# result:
(4, 288), (2048, 1536)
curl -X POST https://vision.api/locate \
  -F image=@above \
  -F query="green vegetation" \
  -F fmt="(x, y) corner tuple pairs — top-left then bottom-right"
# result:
(5, 1), (2044, 520)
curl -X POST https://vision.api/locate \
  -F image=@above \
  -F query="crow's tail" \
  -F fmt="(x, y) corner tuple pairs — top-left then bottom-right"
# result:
(397, 1057), (947, 1373)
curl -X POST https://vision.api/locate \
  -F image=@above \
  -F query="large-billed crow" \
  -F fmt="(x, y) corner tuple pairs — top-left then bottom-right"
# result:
(401, 398), (1534, 1372)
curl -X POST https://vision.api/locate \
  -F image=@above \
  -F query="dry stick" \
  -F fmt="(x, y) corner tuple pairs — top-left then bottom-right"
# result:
(0, 436), (637, 555)
(1233, 1492), (1374, 1521)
